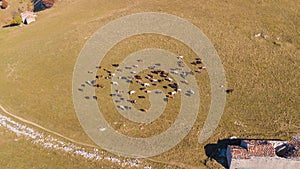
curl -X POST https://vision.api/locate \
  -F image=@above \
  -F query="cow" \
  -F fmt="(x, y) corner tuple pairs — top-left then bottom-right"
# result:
(128, 90), (136, 95)
(143, 83), (150, 87)
(165, 77), (173, 82)
(94, 84), (104, 88)
(177, 55), (184, 59)
(128, 99), (137, 104)
(111, 81), (119, 85)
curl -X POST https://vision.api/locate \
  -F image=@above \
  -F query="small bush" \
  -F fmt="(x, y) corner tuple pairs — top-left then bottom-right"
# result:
(12, 14), (22, 25)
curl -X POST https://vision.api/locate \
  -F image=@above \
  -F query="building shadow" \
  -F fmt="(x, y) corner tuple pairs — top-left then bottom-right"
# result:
(204, 139), (238, 169)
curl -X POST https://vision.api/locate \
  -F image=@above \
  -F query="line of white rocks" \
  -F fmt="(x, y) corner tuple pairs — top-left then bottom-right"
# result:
(0, 114), (151, 169)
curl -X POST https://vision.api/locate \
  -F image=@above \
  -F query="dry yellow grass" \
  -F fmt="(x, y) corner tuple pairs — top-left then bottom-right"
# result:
(0, 0), (299, 168)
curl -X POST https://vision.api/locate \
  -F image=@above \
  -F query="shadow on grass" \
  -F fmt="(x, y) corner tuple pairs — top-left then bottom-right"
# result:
(204, 140), (232, 169)
(2, 23), (20, 28)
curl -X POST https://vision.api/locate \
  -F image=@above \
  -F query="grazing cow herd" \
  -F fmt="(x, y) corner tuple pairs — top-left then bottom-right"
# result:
(79, 55), (233, 112)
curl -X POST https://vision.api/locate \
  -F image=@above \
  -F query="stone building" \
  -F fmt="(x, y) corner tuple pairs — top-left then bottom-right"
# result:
(205, 137), (300, 169)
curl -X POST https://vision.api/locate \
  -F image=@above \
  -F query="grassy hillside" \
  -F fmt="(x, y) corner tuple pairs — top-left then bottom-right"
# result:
(0, 0), (299, 168)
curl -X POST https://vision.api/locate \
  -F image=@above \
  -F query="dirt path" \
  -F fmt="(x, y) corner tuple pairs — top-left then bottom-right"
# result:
(0, 104), (96, 148)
